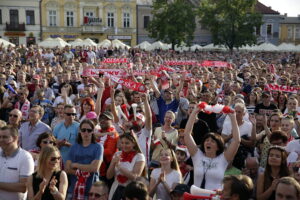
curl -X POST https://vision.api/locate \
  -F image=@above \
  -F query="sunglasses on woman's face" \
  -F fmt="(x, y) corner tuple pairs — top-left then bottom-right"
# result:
(50, 156), (61, 162)
(81, 128), (93, 133)
(42, 140), (55, 145)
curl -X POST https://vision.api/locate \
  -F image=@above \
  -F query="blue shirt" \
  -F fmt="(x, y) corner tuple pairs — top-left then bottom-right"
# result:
(157, 96), (179, 124)
(19, 121), (52, 151)
(53, 121), (80, 163)
(67, 143), (103, 196)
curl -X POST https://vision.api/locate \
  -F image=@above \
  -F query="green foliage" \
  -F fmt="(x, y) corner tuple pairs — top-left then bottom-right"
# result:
(198, 0), (263, 51)
(147, 0), (196, 49)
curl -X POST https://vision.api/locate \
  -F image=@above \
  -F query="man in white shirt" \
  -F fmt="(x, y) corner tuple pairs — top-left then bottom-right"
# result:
(0, 126), (34, 200)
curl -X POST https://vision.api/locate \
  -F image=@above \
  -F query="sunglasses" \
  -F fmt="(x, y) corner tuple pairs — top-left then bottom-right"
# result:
(65, 113), (76, 116)
(50, 156), (61, 162)
(9, 114), (18, 118)
(42, 140), (55, 145)
(81, 128), (93, 133)
(88, 192), (105, 198)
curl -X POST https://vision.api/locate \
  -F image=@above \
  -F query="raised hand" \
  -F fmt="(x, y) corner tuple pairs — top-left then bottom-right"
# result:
(39, 178), (47, 193)
(49, 176), (58, 194)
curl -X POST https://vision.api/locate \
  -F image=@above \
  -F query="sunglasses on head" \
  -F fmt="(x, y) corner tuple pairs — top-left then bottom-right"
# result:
(42, 140), (55, 145)
(65, 113), (76, 116)
(50, 156), (61, 162)
(81, 128), (93, 133)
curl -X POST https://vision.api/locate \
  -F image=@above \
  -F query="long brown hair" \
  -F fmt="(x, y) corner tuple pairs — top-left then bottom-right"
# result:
(263, 146), (289, 191)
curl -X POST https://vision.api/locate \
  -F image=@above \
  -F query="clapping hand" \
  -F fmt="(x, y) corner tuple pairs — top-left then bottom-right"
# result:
(49, 176), (58, 195)
(39, 178), (47, 193)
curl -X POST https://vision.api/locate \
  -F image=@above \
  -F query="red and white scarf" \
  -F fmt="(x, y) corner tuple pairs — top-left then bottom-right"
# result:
(117, 151), (137, 184)
(72, 169), (90, 200)
(15, 100), (30, 120)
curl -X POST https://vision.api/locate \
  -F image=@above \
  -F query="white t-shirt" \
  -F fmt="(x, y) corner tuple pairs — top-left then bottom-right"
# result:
(192, 149), (228, 190)
(0, 148), (34, 200)
(286, 139), (300, 154)
(137, 128), (152, 164)
(53, 96), (73, 107)
(151, 168), (182, 200)
(222, 120), (252, 142)
(108, 152), (145, 200)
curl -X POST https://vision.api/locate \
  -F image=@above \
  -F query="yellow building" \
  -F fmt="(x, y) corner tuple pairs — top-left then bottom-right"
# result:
(41, 0), (137, 46)
(280, 16), (300, 45)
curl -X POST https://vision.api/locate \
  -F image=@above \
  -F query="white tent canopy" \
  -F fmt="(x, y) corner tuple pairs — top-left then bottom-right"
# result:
(98, 39), (112, 48)
(80, 38), (97, 47)
(38, 37), (70, 48)
(277, 43), (297, 52)
(202, 43), (226, 51)
(69, 38), (83, 47)
(112, 39), (127, 49)
(251, 42), (278, 51)
(135, 41), (151, 50)
(147, 41), (169, 51)
(0, 38), (15, 48)
(190, 44), (202, 51)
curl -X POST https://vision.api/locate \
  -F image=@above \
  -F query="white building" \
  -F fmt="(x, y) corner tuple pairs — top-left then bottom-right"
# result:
(0, 0), (41, 46)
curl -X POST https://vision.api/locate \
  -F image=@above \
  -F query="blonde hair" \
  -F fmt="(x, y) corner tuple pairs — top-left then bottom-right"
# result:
(159, 148), (180, 172)
(37, 146), (61, 177)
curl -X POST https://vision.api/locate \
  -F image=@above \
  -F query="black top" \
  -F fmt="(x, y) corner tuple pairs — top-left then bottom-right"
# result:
(32, 171), (62, 200)
(180, 118), (210, 145)
(254, 103), (278, 115)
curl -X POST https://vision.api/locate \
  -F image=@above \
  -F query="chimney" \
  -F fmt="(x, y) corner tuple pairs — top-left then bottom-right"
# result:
(284, 13), (287, 17)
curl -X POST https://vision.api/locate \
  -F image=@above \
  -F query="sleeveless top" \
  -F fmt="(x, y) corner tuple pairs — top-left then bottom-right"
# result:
(32, 171), (62, 200)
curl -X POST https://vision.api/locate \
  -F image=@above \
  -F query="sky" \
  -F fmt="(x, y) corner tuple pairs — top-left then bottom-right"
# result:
(259, 0), (300, 17)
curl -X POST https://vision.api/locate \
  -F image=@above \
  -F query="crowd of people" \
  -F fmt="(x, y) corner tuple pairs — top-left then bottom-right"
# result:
(0, 42), (300, 200)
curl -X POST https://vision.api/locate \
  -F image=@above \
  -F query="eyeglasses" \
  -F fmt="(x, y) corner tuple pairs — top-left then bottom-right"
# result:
(50, 156), (61, 162)
(42, 140), (55, 145)
(65, 113), (76, 116)
(82, 77), (88, 79)
(30, 110), (39, 113)
(18, 93), (24, 96)
(9, 114), (18, 118)
(81, 128), (93, 133)
(88, 192), (105, 198)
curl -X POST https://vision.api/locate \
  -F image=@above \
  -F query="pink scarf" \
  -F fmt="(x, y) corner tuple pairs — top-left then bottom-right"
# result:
(72, 169), (90, 200)
(15, 100), (30, 120)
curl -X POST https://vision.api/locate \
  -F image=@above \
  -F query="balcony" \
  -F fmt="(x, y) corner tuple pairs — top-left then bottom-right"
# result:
(43, 26), (81, 33)
(6, 23), (25, 31)
(82, 25), (107, 33)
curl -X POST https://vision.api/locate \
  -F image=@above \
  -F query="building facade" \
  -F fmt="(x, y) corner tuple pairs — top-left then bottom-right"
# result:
(0, 0), (41, 46)
(41, 0), (137, 46)
(280, 16), (300, 45)
(136, 0), (283, 46)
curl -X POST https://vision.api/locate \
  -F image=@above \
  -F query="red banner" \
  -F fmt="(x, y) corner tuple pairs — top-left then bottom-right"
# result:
(102, 58), (129, 64)
(164, 60), (198, 66)
(265, 84), (299, 94)
(199, 60), (229, 68)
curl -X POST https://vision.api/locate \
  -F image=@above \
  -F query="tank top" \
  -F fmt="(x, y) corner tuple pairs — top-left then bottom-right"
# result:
(32, 171), (62, 200)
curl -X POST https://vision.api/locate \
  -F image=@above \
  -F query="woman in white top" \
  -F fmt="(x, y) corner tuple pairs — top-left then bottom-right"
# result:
(149, 148), (182, 200)
(107, 133), (146, 200)
(184, 105), (240, 190)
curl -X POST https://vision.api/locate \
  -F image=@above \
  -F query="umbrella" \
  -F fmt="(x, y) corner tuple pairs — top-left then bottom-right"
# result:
(38, 37), (70, 48)
(69, 38), (83, 47)
(0, 38), (16, 48)
(147, 41), (168, 51)
(191, 44), (202, 51)
(202, 43), (226, 51)
(98, 39), (112, 48)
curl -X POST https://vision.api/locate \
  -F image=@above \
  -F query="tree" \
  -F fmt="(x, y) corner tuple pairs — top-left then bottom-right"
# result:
(147, 0), (196, 50)
(198, 0), (263, 51)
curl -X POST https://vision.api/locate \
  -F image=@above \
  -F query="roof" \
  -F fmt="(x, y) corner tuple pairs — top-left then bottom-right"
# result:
(137, 0), (152, 6)
(281, 17), (300, 24)
(255, 1), (280, 15)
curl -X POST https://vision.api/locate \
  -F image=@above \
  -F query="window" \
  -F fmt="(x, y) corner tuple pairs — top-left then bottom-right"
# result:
(107, 12), (114, 27)
(123, 13), (130, 28)
(26, 10), (35, 25)
(255, 26), (261, 35)
(49, 10), (57, 26)
(0, 9), (2, 24)
(143, 16), (150, 29)
(267, 24), (272, 35)
(10, 10), (19, 25)
(66, 11), (74, 27)
(288, 26), (293, 39)
(85, 12), (93, 17)
(296, 27), (300, 39)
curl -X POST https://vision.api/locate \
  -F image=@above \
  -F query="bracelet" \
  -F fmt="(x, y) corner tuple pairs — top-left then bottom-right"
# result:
(50, 187), (58, 195)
